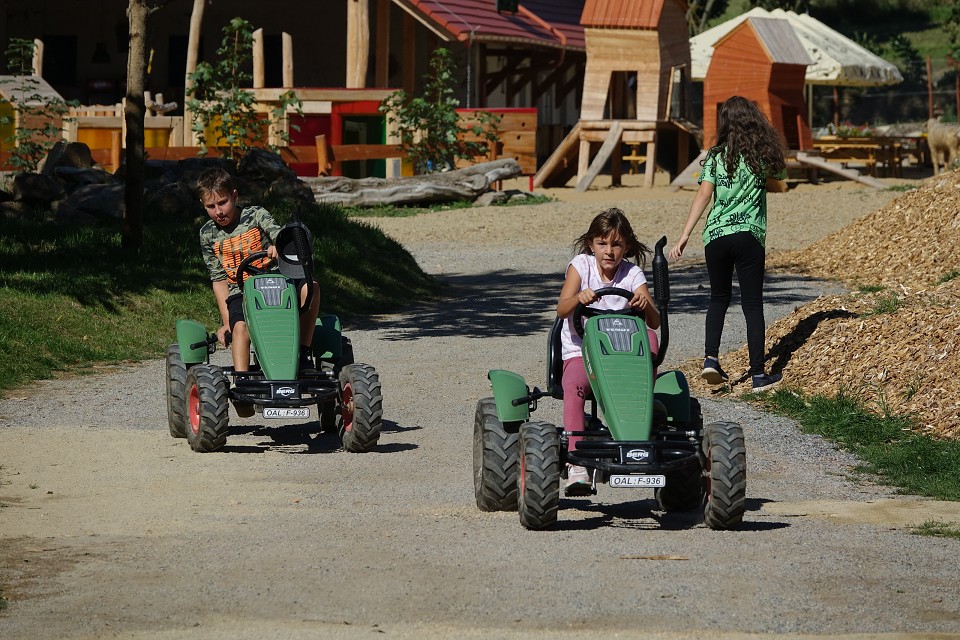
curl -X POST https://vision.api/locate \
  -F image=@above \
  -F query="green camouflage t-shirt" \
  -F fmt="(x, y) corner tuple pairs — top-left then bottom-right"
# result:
(199, 205), (280, 296)
(699, 149), (786, 247)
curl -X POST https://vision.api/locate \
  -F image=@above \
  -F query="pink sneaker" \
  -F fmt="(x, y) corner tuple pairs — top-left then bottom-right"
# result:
(564, 464), (592, 496)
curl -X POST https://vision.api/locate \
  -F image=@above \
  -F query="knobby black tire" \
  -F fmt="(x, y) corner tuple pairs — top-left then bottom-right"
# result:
(185, 364), (230, 453)
(518, 421), (561, 530)
(703, 421), (746, 530)
(655, 467), (704, 512)
(473, 397), (519, 511)
(165, 344), (188, 438)
(339, 363), (383, 453)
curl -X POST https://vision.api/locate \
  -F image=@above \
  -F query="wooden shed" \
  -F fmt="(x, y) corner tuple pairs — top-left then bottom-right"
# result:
(702, 17), (813, 150)
(535, 0), (694, 190)
(579, 0), (689, 122)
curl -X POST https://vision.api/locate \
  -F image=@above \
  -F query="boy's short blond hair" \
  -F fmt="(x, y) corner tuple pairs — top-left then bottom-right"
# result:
(196, 167), (236, 200)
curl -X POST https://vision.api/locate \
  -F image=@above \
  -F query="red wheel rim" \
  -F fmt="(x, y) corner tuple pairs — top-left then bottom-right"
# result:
(188, 383), (200, 435)
(340, 382), (354, 433)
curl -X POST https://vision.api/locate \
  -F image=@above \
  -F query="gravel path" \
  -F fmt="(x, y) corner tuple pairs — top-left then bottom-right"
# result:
(2, 176), (959, 639)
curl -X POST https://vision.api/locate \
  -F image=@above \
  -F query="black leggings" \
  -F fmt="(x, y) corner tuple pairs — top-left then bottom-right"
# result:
(704, 231), (766, 376)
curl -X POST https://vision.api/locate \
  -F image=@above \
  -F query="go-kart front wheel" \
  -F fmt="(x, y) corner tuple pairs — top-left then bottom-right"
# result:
(473, 397), (518, 511)
(338, 363), (383, 452)
(165, 344), (188, 438)
(185, 364), (230, 452)
(518, 421), (561, 530)
(703, 421), (746, 530)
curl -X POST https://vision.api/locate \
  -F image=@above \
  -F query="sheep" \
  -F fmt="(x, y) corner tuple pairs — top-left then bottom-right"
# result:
(927, 118), (960, 175)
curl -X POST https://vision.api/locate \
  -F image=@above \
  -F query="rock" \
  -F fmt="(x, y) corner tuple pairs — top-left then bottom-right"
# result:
(56, 183), (125, 220)
(473, 191), (508, 207)
(53, 166), (115, 191)
(146, 181), (205, 219)
(39, 142), (96, 174)
(266, 176), (315, 205)
(12, 173), (66, 204)
(238, 148), (297, 184)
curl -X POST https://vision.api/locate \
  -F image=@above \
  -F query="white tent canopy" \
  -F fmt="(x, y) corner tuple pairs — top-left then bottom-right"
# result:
(690, 8), (903, 87)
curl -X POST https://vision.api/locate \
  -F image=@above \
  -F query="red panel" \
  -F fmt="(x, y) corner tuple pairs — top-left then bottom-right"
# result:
(580, 0), (663, 28)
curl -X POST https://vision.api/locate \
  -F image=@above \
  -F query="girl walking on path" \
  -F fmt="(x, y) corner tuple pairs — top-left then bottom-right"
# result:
(668, 96), (788, 392)
(556, 208), (661, 495)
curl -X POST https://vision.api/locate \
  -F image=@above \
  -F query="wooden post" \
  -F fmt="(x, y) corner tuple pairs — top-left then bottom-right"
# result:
(252, 28), (265, 89)
(346, 0), (370, 88)
(110, 130), (122, 173)
(183, 0), (205, 146)
(282, 33), (294, 88)
(31, 38), (43, 76)
(644, 137), (656, 188)
(316, 134), (330, 176)
(375, 0), (390, 87)
(402, 13), (416, 93)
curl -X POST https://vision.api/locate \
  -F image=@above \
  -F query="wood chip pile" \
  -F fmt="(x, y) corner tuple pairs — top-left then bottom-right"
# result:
(683, 172), (960, 440)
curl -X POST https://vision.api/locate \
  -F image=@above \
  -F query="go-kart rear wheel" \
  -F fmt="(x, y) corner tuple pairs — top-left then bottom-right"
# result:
(338, 363), (382, 452)
(655, 468), (704, 512)
(518, 421), (561, 530)
(473, 397), (519, 511)
(165, 344), (188, 438)
(702, 421), (746, 530)
(184, 364), (230, 452)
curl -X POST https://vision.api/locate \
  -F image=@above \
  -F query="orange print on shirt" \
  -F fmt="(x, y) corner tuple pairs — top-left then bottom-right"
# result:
(215, 229), (269, 285)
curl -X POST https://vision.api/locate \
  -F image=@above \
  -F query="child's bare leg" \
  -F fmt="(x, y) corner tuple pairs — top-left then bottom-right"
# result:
(231, 321), (251, 371)
(298, 281), (321, 347)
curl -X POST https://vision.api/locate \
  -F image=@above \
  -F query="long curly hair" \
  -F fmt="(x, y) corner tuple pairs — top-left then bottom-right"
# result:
(709, 96), (786, 178)
(573, 207), (651, 268)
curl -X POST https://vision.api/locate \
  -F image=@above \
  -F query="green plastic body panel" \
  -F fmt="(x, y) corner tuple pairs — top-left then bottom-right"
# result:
(312, 314), (342, 360)
(653, 370), (691, 424)
(581, 314), (654, 440)
(243, 274), (300, 380)
(176, 319), (209, 365)
(487, 369), (530, 423)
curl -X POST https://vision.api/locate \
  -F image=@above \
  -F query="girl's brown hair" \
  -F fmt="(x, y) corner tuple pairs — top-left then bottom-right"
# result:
(710, 96), (787, 178)
(574, 207), (651, 268)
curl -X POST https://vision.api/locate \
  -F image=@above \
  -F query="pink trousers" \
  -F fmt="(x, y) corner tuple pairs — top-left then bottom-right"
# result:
(562, 329), (659, 453)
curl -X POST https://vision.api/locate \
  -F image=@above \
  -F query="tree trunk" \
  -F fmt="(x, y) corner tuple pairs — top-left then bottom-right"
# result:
(123, 0), (150, 252)
(306, 159), (521, 207)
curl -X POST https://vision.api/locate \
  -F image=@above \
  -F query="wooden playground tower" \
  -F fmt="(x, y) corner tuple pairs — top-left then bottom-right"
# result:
(535, 0), (692, 191)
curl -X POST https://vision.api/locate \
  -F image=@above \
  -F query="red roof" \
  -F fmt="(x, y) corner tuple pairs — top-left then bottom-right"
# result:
(580, 0), (688, 28)
(396, 0), (586, 50)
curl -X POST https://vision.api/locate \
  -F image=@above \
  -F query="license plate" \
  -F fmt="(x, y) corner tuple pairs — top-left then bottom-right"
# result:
(609, 474), (666, 488)
(263, 407), (310, 419)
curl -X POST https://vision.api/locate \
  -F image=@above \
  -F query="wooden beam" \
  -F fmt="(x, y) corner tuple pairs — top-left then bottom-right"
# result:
(576, 121), (622, 192)
(375, 0), (390, 87)
(252, 28), (265, 88)
(534, 122), (581, 188)
(282, 33), (294, 88)
(346, 0), (370, 88)
(183, 0), (205, 146)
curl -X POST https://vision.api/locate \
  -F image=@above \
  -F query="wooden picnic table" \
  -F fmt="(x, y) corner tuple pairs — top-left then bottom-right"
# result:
(812, 136), (907, 178)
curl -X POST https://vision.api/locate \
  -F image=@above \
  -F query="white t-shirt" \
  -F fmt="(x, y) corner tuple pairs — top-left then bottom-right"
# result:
(560, 253), (648, 361)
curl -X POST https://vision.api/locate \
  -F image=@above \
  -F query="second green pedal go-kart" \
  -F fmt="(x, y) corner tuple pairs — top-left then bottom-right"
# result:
(473, 237), (746, 530)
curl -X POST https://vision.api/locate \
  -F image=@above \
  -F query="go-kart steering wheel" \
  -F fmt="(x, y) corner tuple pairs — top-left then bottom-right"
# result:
(571, 287), (642, 339)
(235, 250), (276, 285)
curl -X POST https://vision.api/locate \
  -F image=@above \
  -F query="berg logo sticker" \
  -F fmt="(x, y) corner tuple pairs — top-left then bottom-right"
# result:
(626, 448), (650, 461)
(277, 386), (296, 397)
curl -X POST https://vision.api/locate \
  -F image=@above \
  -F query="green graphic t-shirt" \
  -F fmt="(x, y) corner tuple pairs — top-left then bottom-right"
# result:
(699, 148), (786, 247)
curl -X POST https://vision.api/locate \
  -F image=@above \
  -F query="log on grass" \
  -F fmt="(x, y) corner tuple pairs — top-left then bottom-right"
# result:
(307, 159), (521, 207)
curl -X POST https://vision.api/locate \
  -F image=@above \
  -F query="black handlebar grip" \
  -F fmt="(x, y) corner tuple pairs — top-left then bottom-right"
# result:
(652, 235), (670, 305)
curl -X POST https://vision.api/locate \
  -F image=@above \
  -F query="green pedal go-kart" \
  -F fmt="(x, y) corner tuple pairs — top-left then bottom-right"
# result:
(473, 237), (746, 530)
(165, 220), (382, 453)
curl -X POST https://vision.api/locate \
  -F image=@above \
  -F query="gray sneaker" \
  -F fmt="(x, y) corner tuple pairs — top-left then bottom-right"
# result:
(701, 358), (729, 385)
(751, 372), (782, 392)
